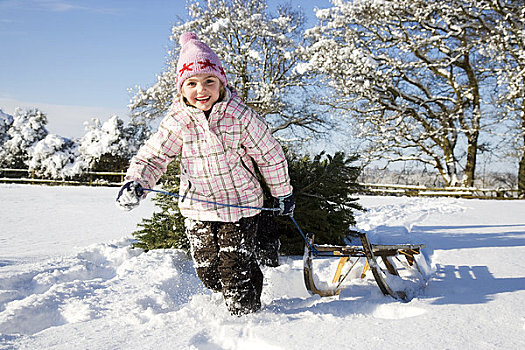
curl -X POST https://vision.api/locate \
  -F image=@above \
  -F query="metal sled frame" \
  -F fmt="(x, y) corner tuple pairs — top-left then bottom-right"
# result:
(303, 233), (425, 301)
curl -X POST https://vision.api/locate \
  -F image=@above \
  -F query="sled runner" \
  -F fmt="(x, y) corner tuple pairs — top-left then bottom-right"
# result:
(303, 233), (426, 301)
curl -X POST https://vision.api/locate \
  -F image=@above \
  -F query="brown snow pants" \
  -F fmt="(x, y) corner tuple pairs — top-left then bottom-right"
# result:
(185, 214), (263, 315)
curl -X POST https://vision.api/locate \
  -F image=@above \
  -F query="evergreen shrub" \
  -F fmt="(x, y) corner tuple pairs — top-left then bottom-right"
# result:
(132, 159), (188, 251)
(277, 151), (363, 254)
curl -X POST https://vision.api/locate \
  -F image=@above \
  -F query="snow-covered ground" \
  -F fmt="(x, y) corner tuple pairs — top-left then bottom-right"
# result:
(1, 184), (524, 349)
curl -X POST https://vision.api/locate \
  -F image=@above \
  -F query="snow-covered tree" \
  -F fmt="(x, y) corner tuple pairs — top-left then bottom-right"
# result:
(78, 116), (147, 171)
(0, 109), (13, 146)
(77, 115), (148, 173)
(28, 134), (79, 179)
(0, 108), (48, 169)
(129, 0), (327, 138)
(466, 0), (525, 195)
(128, 69), (176, 127)
(304, 0), (499, 186)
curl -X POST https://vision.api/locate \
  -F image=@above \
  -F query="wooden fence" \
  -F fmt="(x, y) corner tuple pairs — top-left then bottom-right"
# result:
(358, 182), (521, 199)
(0, 168), (125, 187)
(0, 168), (522, 199)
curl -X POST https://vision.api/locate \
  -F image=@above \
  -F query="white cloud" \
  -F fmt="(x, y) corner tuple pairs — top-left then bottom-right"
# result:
(0, 96), (129, 139)
(38, 0), (80, 12)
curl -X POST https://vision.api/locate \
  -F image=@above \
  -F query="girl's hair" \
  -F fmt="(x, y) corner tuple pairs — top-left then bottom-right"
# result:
(218, 83), (226, 101)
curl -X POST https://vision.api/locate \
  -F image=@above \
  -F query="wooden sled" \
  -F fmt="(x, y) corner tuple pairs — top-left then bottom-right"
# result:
(303, 233), (426, 301)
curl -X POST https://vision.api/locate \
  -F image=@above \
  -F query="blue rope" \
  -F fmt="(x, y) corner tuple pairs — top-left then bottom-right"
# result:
(290, 216), (319, 256)
(143, 188), (319, 255)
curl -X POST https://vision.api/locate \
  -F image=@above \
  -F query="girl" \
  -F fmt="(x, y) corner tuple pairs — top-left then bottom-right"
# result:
(116, 32), (294, 315)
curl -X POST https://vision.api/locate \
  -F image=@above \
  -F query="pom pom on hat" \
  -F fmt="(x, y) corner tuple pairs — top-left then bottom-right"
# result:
(179, 32), (199, 46)
(176, 32), (228, 92)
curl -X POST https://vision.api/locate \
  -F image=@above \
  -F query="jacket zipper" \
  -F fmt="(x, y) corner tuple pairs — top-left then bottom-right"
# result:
(240, 157), (258, 182)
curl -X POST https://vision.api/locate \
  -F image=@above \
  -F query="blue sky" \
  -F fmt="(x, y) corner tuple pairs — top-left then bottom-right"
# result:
(0, 0), (331, 138)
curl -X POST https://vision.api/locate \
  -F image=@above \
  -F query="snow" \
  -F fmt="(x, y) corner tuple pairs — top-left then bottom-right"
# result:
(1, 184), (525, 349)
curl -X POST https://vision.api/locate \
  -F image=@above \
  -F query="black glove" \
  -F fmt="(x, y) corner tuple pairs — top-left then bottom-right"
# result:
(274, 193), (295, 216)
(116, 181), (144, 211)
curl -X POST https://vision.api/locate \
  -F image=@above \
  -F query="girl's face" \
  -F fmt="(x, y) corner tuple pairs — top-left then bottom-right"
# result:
(181, 74), (222, 112)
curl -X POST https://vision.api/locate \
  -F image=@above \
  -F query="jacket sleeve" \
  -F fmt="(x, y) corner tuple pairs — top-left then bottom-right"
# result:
(125, 115), (183, 190)
(240, 108), (293, 198)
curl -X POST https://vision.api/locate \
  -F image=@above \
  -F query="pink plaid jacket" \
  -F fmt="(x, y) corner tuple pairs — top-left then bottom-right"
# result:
(125, 88), (293, 222)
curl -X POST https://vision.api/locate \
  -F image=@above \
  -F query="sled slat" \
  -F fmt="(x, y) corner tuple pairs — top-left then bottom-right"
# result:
(332, 256), (349, 284)
(361, 259), (370, 278)
(380, 255), (399, 275)
(399, 249), (419, 265)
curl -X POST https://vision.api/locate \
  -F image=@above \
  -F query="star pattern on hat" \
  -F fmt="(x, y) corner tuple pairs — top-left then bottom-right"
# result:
(179, 62), (194, 77)
(198, 59), (217, 70)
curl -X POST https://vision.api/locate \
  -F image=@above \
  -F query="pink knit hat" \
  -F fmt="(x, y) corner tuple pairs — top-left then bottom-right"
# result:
(176, 32), (228, 92)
